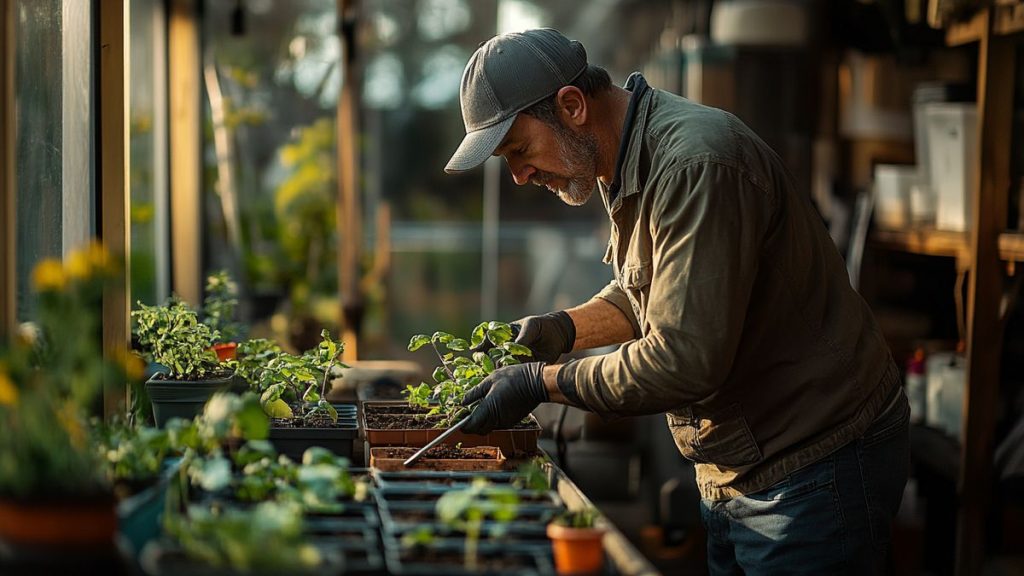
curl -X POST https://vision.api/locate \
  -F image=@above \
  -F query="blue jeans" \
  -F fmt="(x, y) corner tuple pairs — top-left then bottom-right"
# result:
(700, 391), (910, 575)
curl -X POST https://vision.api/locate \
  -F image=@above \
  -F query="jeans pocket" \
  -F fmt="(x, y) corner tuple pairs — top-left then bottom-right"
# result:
(749, 457), (836, 503)
(862, 390), (910, 448)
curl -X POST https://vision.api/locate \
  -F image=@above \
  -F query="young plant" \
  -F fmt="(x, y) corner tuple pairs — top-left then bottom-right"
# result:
(92, 417), (171, 497)
(231, 338), (284, 387)
(552, 507), (600, 529)
(255, 330), (347, 424)
(162, 500), (327, 572)
(406, 321), (532, 426)
(132, 298), (224, 380)
(202, 270), (241, 343)
(435, 477), (519, 571)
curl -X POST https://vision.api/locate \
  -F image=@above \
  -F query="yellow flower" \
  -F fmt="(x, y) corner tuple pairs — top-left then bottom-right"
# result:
(116, 350), (146, 382)
(87, 241), (112, 274)
(31, 259), (66, 292)
(57, 400), (86, 449)
(65, 248), (92, 280)
(0, 370), (17, 407)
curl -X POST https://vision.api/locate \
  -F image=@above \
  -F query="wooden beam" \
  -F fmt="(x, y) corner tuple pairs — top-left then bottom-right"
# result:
(98, 0), (130, 417)
(0, 0), (14, 339)
(956, 10), (1014, 575)
(337, 0), (362, 361)
(168, 0), (202, 306)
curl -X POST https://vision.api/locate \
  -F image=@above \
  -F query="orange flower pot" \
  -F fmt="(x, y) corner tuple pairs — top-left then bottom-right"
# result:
(0, 498), (116, 545)
(547, 522), (606, 575)
(211, 342), (238, 362)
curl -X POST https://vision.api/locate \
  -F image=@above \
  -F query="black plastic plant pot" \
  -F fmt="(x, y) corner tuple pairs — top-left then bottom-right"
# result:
(145, 372), (238, 428)
(383, 540), (554, 576)
(304, 524), (385, 575)
(117, 458), (183, 559)
(376, 500), (565, 534)
(138, 539), (346, 576)
(268, 404), (359, 462)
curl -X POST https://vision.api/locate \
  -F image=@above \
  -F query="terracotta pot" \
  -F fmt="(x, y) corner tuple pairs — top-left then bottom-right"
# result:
(0, 497), (116, 545)
(211, 342), (238, 362)
(547, 522), (606, 576)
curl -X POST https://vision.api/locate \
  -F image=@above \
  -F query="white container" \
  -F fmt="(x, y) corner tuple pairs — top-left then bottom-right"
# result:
(873, 164), (917, 230)
(924, 103), (977, 232)
(924, 351), (965, 440)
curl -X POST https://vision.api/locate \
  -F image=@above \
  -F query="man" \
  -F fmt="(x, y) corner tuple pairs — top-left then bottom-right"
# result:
(445, 28), (909, 574)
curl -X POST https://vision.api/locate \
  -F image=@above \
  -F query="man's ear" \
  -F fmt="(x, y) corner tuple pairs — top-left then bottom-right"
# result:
(555, 86), (587, 127)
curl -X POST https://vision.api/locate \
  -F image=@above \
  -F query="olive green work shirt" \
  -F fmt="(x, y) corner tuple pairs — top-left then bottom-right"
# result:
(557, 77), (899, 501)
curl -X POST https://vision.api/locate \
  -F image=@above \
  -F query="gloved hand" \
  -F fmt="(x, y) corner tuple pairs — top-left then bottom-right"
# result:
(461, 362), (548, 435)
(471, 311), (576, 364)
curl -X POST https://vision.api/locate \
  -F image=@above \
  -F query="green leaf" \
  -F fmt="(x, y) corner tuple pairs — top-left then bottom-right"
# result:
(432, 367), (447, 383)
(432, 331), (454, 344)
(408, 334), (431, 352)
(502, 343), (533, 357)
(470, 322), (488, 348)
(447, 338), (469, 351)
(473, 352), (495, 374)
(263, 398), (293, 419)
(487, 327), (512, 346)
(261, 383), (286, 404)
(498, 355), (520, 367)
(320, 400), (338, 424)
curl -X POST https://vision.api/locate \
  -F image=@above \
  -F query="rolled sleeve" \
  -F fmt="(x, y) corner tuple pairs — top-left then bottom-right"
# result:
(563, 162), (773, 417)
(592, 280), (641, 338)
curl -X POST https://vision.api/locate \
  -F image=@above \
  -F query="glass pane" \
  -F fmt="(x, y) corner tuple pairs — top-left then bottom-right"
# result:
(14, 0), (64, 320)
(130, 0), (169, 306)
(202, 0), (339, 351)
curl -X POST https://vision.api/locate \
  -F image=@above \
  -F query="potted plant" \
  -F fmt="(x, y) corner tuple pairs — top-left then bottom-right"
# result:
(0, 243), (143, 571)
(140, 500), (344, 576)
(547, 508), (606, 576)
(202, 270), (242, 362)
(92, 417), (181, 558)
(362, 322), (543, 454)
(133, 298), (238, 427)
(237, 330), (358, 460)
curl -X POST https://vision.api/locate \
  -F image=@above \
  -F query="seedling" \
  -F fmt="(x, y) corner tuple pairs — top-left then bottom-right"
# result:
(435, 477), (519, 571)
(202, 270), (241, 343)
(406, 322), (532, 427)
(132, 298), (223, 380)
(252, 330), (347, 425)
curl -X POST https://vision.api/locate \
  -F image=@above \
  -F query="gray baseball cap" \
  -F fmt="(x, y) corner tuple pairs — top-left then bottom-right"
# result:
(444, 28), (588, 174)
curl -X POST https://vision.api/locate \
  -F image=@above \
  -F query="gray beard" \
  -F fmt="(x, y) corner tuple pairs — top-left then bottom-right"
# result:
(552, 126), (598, 206)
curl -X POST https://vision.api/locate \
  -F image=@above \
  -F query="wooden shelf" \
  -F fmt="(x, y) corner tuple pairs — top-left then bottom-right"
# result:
(871, 228), (969, 260)
(946, 9), (988, 46)
(871, 229), (1024, 263)
(999, 232), (1024, 261)
(994, 2), (1024, 37)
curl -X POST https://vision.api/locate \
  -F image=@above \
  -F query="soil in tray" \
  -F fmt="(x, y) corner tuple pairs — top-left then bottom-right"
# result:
(401, 550), (533, 570)
(271, 404), (354, 428)
(364, 408), (537, 431)
(375, 446), (496, 460)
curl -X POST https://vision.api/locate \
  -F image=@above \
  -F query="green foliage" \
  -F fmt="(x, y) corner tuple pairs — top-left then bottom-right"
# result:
(514, 457), (551, 492)
(231, 338), (283, 387)
(434, 477), (520, 571)
(202, 270), (241, 342)
(242, 330), (347, 424)
(553, 507), (600, 529)
(0, 243), (142, 498)
(132, 298), (223, 380)
(93, 418), (171, 487)
(404, 322), (532, 427)
(228, 444), (363, 515)
(164, 500), (325, 572)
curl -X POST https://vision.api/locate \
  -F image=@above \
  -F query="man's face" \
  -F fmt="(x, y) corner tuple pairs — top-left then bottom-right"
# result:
(494, 114), (598, 206)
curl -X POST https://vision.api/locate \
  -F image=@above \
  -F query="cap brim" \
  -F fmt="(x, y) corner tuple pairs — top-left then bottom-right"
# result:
(444, 115), (516, 174)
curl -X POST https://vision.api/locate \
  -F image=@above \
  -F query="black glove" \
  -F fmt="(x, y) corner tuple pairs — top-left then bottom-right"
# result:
(461, 362), (548, 435)
(471, 311), (575, 364)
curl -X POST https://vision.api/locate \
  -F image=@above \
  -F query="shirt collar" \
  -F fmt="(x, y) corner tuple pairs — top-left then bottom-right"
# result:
(606, 72), (650, 203)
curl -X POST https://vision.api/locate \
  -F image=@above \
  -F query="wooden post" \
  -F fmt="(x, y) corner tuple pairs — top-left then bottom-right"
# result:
(98, 0), (131, 417)
(956, 10), (1014, 576)
(169, 0), (202, 306)
(337, 0), (362, 361)
(0, 0), (14, 340)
